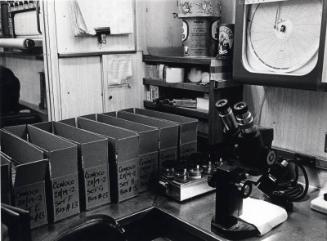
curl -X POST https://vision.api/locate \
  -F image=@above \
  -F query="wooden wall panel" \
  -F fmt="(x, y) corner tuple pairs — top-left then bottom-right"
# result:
(244, 85), (327, 159)
(143, 0), (182, 55)
(3, 56), (44, 105)
(58, 57), (103, 119)
(54, 0), (135, 55)
(102, 52), (143, 112)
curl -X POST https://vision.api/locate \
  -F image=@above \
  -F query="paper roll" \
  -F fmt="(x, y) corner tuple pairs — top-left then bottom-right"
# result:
(0, 38), (38, 49)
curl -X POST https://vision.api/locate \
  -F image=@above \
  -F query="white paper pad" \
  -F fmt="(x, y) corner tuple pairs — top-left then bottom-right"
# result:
(311, 196), (327, 214)
(239, 198), (288, 236)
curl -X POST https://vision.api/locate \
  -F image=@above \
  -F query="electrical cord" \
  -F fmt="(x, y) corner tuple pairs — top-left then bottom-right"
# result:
(285, 161), (309, 201)
(270, 160), (309, 202)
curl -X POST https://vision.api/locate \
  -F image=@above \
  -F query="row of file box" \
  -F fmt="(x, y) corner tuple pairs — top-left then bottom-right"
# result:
(0, 108), (198, 229)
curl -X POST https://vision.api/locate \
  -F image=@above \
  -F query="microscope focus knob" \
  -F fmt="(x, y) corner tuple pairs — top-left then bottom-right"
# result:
(266, 150), (277, 166)
(237, 181), (252, 198)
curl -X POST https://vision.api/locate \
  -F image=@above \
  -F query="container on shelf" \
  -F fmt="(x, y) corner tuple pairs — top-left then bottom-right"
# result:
(178, 0), (221, 18)
(217, 23), (234, 59)
(165, 66), (184, 83)
(178, 0), (221, 57)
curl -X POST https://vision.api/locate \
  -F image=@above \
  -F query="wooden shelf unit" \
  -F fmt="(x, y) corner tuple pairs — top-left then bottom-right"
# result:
(0, 50), (43, 60)
(143, 54), (216, 66)
(143, 78), (209, 93)
(143, 54), (243, 146)
(143, 100), (209, 120)
(143, 78), (241, 92)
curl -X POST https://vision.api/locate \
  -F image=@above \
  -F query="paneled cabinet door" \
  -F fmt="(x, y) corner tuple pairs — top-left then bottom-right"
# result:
(102, 53), (143, 112)
(59, 57), (104, 119)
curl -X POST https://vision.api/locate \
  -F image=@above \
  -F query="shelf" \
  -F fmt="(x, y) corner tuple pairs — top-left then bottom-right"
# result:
(142, 54), (243, 146)
(212, 80), (242, 89)
(144, 78), (241, 91)
(19, 100), (48, 116)
(143, 78), (209, 93)
(143, 100), (208, 120)
(143, 54), (230, 66)
(0, 50), (43, 60)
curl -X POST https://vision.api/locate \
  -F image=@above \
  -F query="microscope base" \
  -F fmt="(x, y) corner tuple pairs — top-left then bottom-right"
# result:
(211, 216), (258, 239)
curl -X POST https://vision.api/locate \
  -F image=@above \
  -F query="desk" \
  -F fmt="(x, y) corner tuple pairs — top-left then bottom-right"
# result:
(32, 190), (327, 241)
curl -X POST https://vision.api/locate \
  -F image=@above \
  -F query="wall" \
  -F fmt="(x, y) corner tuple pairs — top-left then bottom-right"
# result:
(245, 86), (327, 159)
(141, 0), (182, 55)
(58, 57), (104, 119)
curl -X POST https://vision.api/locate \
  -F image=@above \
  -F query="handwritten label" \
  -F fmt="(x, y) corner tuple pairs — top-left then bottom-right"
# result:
(15, 182), (47, 228)
(180, 141), (197, 159)
(139, 153), (158, 192)
(84, 164), (110, 209)
(117, 159), (138, 201)
(52, 175), (80, 222)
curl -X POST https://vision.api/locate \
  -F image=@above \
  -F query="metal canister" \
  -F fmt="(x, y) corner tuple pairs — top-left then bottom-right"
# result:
(217, 23), (234, 59)
(178, 0), (221, 57)
(182, 17), (219, 57)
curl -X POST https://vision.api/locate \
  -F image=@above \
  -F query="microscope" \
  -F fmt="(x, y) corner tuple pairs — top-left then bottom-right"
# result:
(208, 99), (309, 239)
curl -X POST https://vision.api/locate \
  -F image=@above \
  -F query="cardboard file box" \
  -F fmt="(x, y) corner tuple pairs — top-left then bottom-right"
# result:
(111, 111), (179, 168)
(75, 117), (139, 203)
(1, 152), (13, 205)
(125, 108), (198, 159)
(3, 125), (80, 223)
(0, 130), (48, 228)
(97, 114), (159, 192)
(32, 121), (111, 211)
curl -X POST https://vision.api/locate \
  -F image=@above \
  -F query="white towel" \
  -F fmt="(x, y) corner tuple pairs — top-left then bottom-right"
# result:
(239, 198), (288, 236)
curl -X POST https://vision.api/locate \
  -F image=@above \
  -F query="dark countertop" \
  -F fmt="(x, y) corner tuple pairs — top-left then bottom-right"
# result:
(32, 192), (155, 241)
(32, 190), (327, 241)
(156, 190), (327, 241)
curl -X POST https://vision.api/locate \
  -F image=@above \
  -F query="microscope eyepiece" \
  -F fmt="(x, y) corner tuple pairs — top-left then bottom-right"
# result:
(216, 99), (229, 114)
(233, 102), (248, 116)
(215, 99), (238, 133)
(233, 101), (256, 135)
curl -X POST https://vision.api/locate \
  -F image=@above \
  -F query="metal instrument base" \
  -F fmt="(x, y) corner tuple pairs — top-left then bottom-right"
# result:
(211, 216), (257, 240)
(159, 177), (215, 202)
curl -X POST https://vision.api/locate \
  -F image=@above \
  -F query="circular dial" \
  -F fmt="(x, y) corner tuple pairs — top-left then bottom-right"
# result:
(247, 0), (322, 73)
